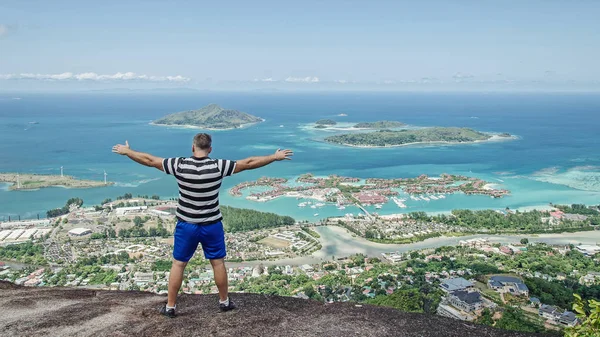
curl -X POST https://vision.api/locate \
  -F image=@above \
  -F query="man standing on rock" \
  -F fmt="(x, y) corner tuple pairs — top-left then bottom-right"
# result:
(112, 133), (293, 317)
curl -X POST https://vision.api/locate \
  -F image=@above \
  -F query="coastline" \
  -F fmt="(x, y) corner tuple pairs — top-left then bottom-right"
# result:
(323, 134), (518, 149)
(235, 226), (600, 266)
(150, 118), (265, 131)
(0, 173), (113, 191)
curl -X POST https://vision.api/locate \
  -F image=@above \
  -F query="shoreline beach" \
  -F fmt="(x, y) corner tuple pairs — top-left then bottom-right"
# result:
(0, 173), (113, 191)
(323, 134), (518, 149)
(149, 118), (265, 131)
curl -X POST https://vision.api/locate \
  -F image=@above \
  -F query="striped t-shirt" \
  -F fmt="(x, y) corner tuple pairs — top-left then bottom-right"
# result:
(162, 156), (236, 224)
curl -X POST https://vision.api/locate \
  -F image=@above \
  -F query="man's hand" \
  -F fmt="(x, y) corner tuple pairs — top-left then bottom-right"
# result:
(112, 141), (131, 155)
(274, 149), (293, 161)
(234, 149), (294, 174)
(111, 140), (163, 171)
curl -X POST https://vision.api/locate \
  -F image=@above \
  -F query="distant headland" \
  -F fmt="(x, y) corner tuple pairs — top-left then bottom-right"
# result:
(0, 173), (113, 191)
(325, 127), (515, 148)
(151, 104), (264, 130)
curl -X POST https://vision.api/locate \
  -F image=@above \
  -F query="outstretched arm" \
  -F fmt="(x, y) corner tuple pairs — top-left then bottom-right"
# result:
(112, 141), (164, 171)
(234, 149), (293, 174)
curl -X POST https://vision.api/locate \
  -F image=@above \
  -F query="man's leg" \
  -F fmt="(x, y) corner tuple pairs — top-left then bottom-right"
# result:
(210, 258), (228, 301)
(165, 220), (200, 310)
(167, 259), (187, 307)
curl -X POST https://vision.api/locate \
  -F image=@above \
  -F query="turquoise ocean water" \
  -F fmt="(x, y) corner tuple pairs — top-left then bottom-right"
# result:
(0, 92), (599, 221)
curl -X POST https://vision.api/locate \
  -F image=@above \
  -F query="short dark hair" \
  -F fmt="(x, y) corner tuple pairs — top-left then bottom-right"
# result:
(193, 133), (212, 150)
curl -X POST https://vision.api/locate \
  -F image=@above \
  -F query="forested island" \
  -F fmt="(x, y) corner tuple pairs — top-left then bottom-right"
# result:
(0, 173), (112, 191)
(354, 120), (406, 129)
(314, 119), (337, 129)
(151, 104), (263, 130)
(325, 127), (510, 147)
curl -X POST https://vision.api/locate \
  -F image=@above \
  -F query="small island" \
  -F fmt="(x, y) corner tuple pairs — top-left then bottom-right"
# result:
(325, 127), (509, 148)
(353, 120), (406, 129)
(314, 119), (337, 129)
(151, 104), (263, 130)
(0, 173), (113, 191)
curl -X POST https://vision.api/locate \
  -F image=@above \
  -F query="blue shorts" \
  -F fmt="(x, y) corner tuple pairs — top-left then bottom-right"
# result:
(173, 220), (226, 262)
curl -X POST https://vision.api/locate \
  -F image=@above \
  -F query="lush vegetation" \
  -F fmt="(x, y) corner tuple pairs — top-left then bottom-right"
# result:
(325, 127), (491, 147)
(221, 206), (295, 232)
(0, 242), (47, 265)
(526, 277), (600, 310)
(152, 259), (173, 272)
(353, 120), (405, 129)
(493, 307), (546, 333)
(91, 228), (117, 240)
(405, 209), (597, 233)
(556, 204), (600, 216)
(118, 223), (170, 238)
(46, 197), (84, 218)
(301, 226), (320, 238)
(567, 294), (600, 337)
(153, 103), (262, 129)
(44, 252), (135, 286)
(315, 119), (337, 125)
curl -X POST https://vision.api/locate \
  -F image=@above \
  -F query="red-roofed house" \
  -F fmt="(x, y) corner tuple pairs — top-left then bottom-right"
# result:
(550, 210), (565, 219)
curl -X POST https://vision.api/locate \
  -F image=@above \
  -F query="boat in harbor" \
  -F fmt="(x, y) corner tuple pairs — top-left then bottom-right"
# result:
(337, 205), (346, 210)
(298, 202), (307, 207)
(375, 204), (383, 209)
(429, 195), (439, 200)
(410, 195), (420, 201)
(310, 205), (317, 209)
(437, 195), (446, 199)
(420, 196), (430, 201)
(392, 197), (407, 208)
(313, 213), (319, 217)
(315, 202), (325, 207)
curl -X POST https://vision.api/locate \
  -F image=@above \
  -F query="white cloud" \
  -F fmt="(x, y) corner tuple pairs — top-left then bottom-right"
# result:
(253, 77), (277, 82)
(0, 72), (191, 82)
(0, 24), (8, 37)
(285, 76), (320, 83)
(335, 79), (348, 84)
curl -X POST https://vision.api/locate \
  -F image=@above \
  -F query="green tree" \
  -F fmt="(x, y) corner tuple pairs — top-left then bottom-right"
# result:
(566, 294), (600, 337)
(477, 308), (494, 326)
(495, 307), (544, 333)
(367, 288), (425, 313)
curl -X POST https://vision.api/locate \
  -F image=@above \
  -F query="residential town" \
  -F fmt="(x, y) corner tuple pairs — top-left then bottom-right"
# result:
(1, 197), (599, 335)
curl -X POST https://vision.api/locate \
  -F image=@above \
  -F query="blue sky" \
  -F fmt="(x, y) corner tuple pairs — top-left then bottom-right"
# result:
(1, 0), (599, 91)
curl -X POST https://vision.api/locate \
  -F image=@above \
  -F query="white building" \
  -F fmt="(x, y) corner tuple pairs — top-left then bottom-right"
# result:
(5, 229), (25, 241)
(18, 229), (38, 240)
(575, 245), (600, 257)
(0, 219), (51, 229)
(68, 228), (92, 236)
(149, 209), (171, 217)
(382, 252), (405, 263)
(0, 230), (12, 241)
(115, 206), (148, 216)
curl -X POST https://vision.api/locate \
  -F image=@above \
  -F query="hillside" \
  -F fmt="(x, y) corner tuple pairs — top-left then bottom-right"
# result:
(0, 281), (550, 337)
(325, 127), (492, 147)
(152, 104), (263, 129)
